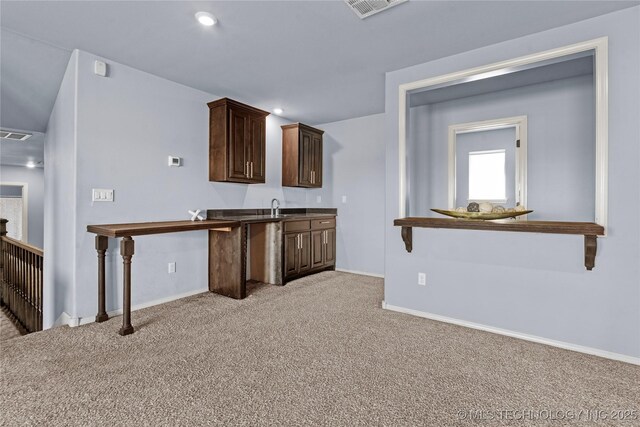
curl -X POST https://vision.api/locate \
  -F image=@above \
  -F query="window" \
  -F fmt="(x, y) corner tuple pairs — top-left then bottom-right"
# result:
(468, 149), (506, 201)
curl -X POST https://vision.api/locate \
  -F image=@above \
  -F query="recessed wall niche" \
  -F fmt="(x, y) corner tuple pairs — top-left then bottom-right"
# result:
(400, 39), (608, 225)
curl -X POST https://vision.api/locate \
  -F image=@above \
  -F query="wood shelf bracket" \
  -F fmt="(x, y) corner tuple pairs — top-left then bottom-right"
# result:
(584, 235), (597, 271)
(401, 226), (412, 253)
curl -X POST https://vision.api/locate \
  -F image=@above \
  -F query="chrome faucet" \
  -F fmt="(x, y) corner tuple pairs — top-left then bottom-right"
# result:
(271, 198), (280, 217)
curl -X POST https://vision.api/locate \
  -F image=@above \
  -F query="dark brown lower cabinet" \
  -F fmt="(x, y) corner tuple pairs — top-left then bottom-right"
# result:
(284, 218), (336, 282)
(284, 231), (311, 278)
(311, 230), (324, 269)
(324, 228), (336, 265)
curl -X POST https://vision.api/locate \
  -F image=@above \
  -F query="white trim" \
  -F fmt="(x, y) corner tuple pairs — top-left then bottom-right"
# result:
(53, 311), (72, 328)
(0, 181), (29, 242)
(447, 116), (527, 210)
(398, 89), (408, 216)
(71, 50), (79, 320)
(382, 303), (639, 366)
(336, 268), (384, 279)
(69, 287), (209, 327)
(398, 37), (608, 229)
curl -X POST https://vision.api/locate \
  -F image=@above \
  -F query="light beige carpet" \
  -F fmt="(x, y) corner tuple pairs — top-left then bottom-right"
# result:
(1, 272), (638, 426)
(0, 307), (23, 342)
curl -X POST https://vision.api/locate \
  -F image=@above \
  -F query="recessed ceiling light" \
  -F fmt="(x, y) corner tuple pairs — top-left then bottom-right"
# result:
(26, 161), (35, 168)
(195, 11), (217, 27)
(273, 108), (284, 115)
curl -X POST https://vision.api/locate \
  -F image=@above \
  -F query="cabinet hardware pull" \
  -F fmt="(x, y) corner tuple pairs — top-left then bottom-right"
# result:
(319, 221), (331, 224)
(311, 171), (314, 184)
(250, 162), (254, 178)
(246, 161), (249, 178)
(297, 234), (301, 250)
(323, 230), (326, 244)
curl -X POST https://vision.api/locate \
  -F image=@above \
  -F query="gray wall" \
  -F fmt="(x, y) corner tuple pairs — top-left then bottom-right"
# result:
(44, 49), (389, 324)
(385, 8), (640, 358)
(408, 74), (595, 221)
(44, 50), (78, 328)
(0, 165), (45, 248)
(306, 114), (386, 276)
(47, 49), (355, 322)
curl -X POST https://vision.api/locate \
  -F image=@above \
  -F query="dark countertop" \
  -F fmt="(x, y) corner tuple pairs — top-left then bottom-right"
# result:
(207, 208), (337, 224)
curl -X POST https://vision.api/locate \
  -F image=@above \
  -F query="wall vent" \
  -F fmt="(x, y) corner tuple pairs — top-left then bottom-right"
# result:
(344, 0), (408, 19)
(0, 130), (32, 141)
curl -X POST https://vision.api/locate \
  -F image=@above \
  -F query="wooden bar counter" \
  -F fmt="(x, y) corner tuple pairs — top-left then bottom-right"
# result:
(87, 219), (239, 336)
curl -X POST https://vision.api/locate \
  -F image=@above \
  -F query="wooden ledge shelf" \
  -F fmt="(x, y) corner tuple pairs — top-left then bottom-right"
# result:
(87, 219), (240, 238)
(393, 217), (605, 271)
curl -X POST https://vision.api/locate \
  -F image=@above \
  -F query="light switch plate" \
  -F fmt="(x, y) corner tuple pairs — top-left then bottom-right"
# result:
(316, 195), (322, 203)
(168, 262), (176, 274)
(341, 195), (347, 204)
(92, 188), (114, 202)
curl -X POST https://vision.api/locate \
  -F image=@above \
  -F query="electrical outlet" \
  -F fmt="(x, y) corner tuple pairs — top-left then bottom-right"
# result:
(341, 195), (347, 204)
(418, 272), (426, 286)
(316, 195), (322, 203)
(168, 262), (176, 274)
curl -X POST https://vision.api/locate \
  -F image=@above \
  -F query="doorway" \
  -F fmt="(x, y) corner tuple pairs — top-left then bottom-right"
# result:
(0, 182), (28, 242)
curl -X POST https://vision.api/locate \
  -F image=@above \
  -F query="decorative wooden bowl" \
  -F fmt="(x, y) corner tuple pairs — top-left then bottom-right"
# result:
(430, 208), (533, 220)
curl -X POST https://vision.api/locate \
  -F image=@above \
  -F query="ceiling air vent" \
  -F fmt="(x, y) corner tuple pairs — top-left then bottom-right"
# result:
(0, 130), (32, 141)
(344, 0), (408, 19)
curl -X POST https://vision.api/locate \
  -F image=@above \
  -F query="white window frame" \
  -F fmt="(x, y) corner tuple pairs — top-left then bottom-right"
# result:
(0, 181), (29, 242)
(448, 116), (527, 209)
(398, 37), (608, 229)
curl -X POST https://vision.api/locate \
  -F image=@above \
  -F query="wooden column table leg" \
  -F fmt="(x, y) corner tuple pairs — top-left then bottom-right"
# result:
(95, 235), (109, 322)
(119, 236), (135, 336)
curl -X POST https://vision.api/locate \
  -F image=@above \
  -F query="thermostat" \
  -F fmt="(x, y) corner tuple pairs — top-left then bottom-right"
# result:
(168, 156), (182, 167)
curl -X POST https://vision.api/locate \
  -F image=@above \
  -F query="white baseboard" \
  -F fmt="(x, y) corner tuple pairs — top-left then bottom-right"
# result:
(336, 268), (384, 279)
(72, 287), (209, 327)
(382, 302), (640, 366)
(53, 312), (73, 328)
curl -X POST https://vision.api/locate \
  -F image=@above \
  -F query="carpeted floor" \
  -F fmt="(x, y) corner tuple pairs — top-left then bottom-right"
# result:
(0, 307), (23, 342)
(1, 272), (638, 426)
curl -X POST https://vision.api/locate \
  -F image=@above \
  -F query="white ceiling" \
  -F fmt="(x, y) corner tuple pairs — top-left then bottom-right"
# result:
(409, 55), (594, 106)
(0, 0), (638, 133)
(0, 130), (45, 168)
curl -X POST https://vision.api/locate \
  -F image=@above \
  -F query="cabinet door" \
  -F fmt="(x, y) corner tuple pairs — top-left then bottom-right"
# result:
(311, 133), (322, 187)
(298, 130), (313, 187)
(249, 115), (265, 182)
(324, 229), (336, 265)
(298, 232), (311, 273)
(284, 233), (299, 277)
(311, 230), (325, 269)
(228, 108), (249, 180)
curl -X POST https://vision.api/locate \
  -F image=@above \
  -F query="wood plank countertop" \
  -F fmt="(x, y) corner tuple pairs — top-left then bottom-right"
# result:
(393, 217), (605, 235)
(87, 219), (240, 238)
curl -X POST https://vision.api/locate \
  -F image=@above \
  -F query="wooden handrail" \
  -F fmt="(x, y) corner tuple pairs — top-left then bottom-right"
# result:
(0, 236), (44, 257)
(0, 219), (44, 333)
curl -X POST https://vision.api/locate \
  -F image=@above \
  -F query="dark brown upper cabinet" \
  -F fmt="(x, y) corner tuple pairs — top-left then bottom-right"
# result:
(208, 98), (269, 184)
(282, 123), (324, 188)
